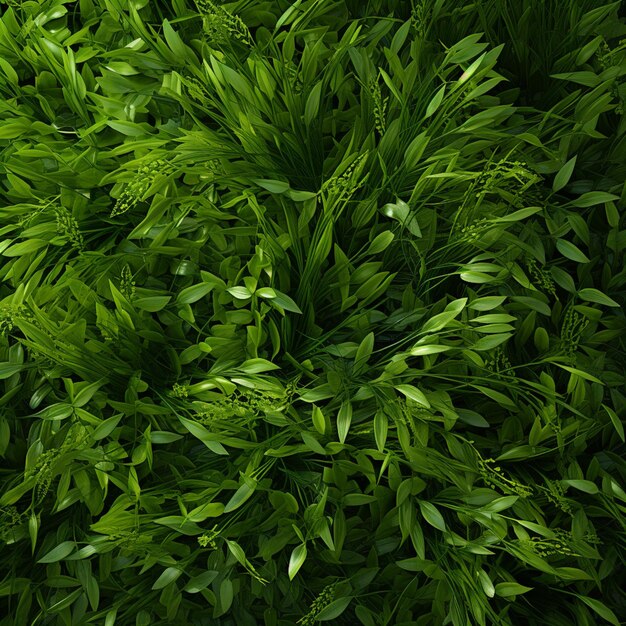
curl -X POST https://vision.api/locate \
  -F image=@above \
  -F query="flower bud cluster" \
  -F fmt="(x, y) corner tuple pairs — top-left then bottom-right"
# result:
(541, 479), (572, 515)
(0, 506), (26, 543)
(110, 160), (167, 217)
(485, 347), (515, 382)
(560, 308), (588, 361)
(457, 217), (489, 243)
(323, 152), (369, 198)
(526, 258), (556, 296)
(369, 77), (388, 135)
(194, 0), (253, 46)
(54, 206), (84, 251)
(522, 531), (578, 557)
(198, 525), (220, 549)
(0, 305), (24, 337)
(478, 457), (532, 497)
(297, 583), (337, 625)
(411, 2), (431, 38)
(119, 265), (136, 301)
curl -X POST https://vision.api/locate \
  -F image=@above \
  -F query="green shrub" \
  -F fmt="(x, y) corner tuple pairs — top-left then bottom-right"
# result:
(0, 1), (625, 625)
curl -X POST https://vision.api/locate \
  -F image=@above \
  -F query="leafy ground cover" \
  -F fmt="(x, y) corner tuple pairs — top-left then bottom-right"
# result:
(0, 0), (625, 624)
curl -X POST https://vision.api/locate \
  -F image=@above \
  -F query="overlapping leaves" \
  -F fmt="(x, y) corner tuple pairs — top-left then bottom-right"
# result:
(0, 0), (625, 625)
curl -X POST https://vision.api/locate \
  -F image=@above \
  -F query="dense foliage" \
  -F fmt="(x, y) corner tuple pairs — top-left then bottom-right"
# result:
(1, 1), (625, 625)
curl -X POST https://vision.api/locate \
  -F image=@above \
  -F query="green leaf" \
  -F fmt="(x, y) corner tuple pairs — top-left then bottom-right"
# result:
(256, 287), (276, 299)
(354, 332), (374, 373)
(425, 85), (446, 118)
(561, 479), (598, 494)
(287, 189), (318, 201)
(374, 410), (388, 452)
(29, 512), (38, 553)
(471, 333), (512, 351)
(602, 404), (625, 442)
(457, 409), (489, 428)
(554, 567), (594, 581)
(224, 480), (256, 513)
(269, 290), (302, 314)
(254, 179), (290, 194)
(177, 283), (214, 305)
(134, 296), (171, 312)
(422, 298), (466, 332)
(495, 582), (533, 598)
(391, 19), (411, 53)
(381, 199), (421, 237)
(496, 445), (544, 461)
(317, 597), (353, 621)
(551, 363), (603, 384)
(409, 344), (453, 356)
(0, 363), (23, 379)
(396, 384), (430, 408)
(48, 589), (82, 613)
(184, 571), (219, 593)
(337, 401), (352, 444)
(288, 543), (307, 580)
(238, 358), (281, 374)
(219, 578), (234, 614)
(510, 296), (551, 316)
(92, 414), (123, 440)
(305, 81), (323, 125)
(478, 569), (495, 597)
(551, 71), (601, 87)
(151, 431), (184, 444)
(37, 403), (74, 421)
(153, 516), (203, 536)
(152, 567), (182, 590)
(187, 502), (225, 522)
(106, 120), (148, 136)
(556, 239), (590, 263)
(366, 231), (395, 255)
(227, 286), (252, 300)
(578, 288), (619, 307)
(497, 206), (542, 222)
(178, 416), (228, 455)
(469, 296), (507, 311)
(419, 501), (446, 531)
(404, 131), (430, 169)
(38, 541), (76, 563)
(471, 314), (516, 324)
(570, 192), (619, 208)
(553, 155), (577, 192)
(2, 240), (48, 257)
(73, 380), (104, 408)
(0, 57), (18, 85)
(577, 595), (620, 626)
(312, 405), (326, 435)
(551, 267), (577, 293)
(162, 19), (187, 59)
(483, 496), (518, 512)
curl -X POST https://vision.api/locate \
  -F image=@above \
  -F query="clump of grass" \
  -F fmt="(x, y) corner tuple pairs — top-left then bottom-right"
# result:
(0, 1), (624, 625)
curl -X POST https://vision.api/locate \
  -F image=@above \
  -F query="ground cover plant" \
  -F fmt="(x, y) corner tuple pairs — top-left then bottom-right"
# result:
(0, 0), (625, 624)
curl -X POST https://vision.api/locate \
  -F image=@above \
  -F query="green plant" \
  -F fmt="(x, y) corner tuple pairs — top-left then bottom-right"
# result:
(0, 1), (625, 625)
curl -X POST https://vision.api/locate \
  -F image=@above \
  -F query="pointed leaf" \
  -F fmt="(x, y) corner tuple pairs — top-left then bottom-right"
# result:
(419, 501), (446, 531)
(288, 543), (307, 580)
(495, 582), (533, 598)
(337, 401), (352, 444)
(553, 155), (577, 192)
(396, 384), (430, 408)
(38, 541), (76, 563)
(556, 239), (590, 263)
(578, 288), (619, 307)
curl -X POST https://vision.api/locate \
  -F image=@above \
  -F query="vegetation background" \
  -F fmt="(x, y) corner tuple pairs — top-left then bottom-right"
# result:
(0, 0), (625, 624)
